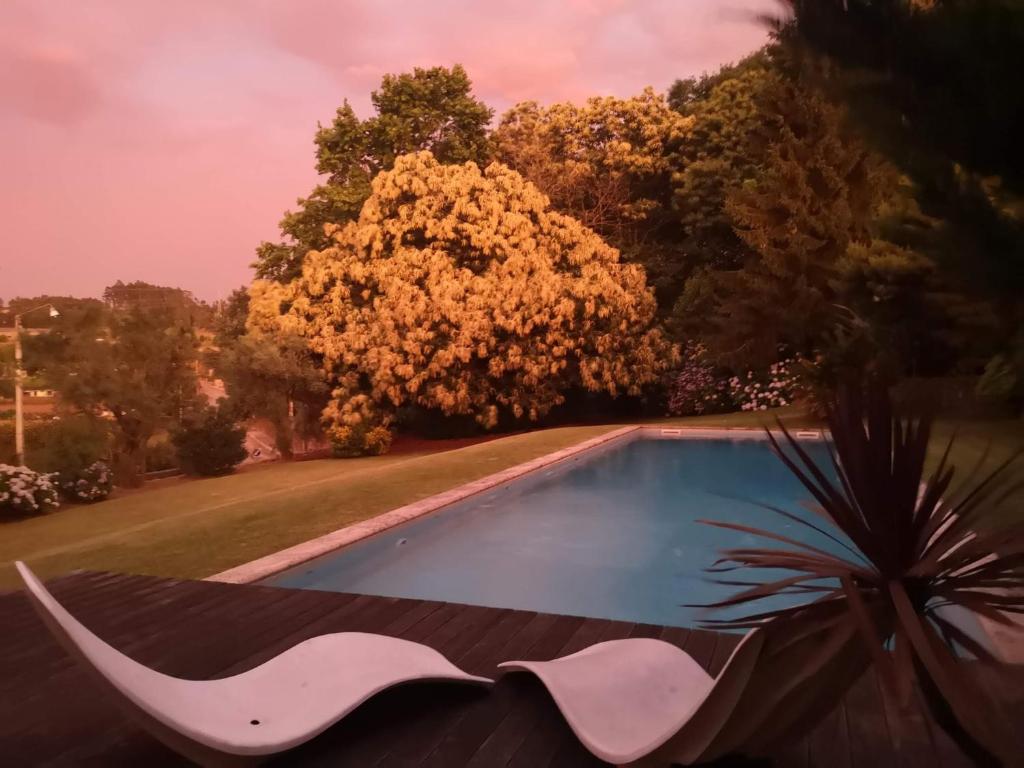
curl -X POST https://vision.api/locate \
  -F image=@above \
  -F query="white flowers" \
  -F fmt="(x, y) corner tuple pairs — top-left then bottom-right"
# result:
(669, 347), (804, 417)
(57, 461), (113, 503)
(0, 465), (60, 516)
(729, 357), (799, 412)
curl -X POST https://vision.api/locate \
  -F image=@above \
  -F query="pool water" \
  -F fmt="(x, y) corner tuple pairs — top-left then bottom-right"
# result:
(268, 436), (862, 628)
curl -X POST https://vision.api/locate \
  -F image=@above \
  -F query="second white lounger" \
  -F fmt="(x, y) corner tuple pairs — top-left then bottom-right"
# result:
(499, 611), (867, 766)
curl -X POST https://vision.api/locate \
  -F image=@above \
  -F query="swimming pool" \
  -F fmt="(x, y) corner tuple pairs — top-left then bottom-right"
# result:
(267, 433), (859, 628)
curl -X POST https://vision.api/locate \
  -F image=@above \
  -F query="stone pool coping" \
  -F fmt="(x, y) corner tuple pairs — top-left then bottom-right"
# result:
(208, 424), (641, 585)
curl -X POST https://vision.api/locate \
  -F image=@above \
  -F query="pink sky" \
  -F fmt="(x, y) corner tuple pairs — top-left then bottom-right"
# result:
(0, 0), (777, 302)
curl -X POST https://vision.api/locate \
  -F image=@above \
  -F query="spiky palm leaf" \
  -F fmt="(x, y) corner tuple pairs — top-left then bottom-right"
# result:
(696, 383), (1023, 761)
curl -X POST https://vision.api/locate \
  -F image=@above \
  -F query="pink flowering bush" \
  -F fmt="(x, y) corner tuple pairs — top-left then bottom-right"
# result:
(0, 465), (60, 517)
(667, 343), (734, 416)
(726, 358), (800, 411)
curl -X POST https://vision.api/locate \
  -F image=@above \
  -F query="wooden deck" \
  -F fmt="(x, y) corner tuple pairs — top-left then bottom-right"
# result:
(0, 572), (1016, 766)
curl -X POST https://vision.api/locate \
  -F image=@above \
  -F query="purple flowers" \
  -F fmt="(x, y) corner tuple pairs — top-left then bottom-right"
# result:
(668, 348), (801, 416)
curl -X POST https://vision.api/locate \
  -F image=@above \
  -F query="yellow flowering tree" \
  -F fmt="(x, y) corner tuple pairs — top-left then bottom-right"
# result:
(250, 152), (676, 451)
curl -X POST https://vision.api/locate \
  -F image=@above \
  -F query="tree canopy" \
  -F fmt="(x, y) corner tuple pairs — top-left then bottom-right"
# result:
(103, 280), (213, 328)
(250, 152), (676, 441)
(775, 0), (1024, 323)
(670, 53), (777, 276)
(254, 65), (494, 282)
(674, 69), (986, 375)
(26, 306), (201, 484)
(492, 89), (692, 310)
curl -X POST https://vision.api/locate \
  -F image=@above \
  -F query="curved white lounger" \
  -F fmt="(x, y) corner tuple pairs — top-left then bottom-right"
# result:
(498, 630), (765, 766)
(16, 562), (492, 767)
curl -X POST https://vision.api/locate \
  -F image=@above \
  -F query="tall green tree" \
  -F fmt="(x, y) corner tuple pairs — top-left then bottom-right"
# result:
(216, 333), (328, 458)
(0, 296), (106, 328)
(492, 89), (691, 312)
(676, 74), (975, 372)
(211, 286), (251, 349)
(210, 287), (328, 458)
(27, 305), (200, 485)
(255, 65), (494, 282)
(774, 0), (1024, 341)
(103, 280), (214, 329)
(669, 52), (777, 276)
(677, 78), (877, 365)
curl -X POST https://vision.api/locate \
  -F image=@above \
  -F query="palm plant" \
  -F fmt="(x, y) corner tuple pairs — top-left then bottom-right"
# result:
(697, 382), (1023, 764)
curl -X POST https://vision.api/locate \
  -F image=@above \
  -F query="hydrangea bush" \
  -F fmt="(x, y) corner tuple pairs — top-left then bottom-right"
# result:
(667, 343), (732, 416)
(57, 461), (113, 503)
(727, 358), (800, 411)
(0, 465), (60, 517)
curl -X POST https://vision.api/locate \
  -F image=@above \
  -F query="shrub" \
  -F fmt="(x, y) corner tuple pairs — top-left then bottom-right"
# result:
(144, 437), (179, 473)
(56, 461), (113, 503)
(329, 423), (393, 458)
(698, 382), (1024, 762)
(726, 358), (800, 412)
(172, 408), (248, 477)
(25, 415), (111, 475)
(976, 354), (1019, 407)
(667, 343), (732, 416)
(0, 465), (60, 517)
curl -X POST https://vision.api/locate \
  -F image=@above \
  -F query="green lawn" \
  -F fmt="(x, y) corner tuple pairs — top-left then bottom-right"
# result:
(2, 410), (1020, 589)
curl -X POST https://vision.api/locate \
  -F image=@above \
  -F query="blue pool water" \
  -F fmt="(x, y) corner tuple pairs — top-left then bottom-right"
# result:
(268, 436), (862, 628)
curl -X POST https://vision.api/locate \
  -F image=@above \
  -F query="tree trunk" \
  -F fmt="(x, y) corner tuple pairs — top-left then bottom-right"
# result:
(112, 437), (148, 488)
(271, 414), (294, 460)
(112, 451), (142, 487)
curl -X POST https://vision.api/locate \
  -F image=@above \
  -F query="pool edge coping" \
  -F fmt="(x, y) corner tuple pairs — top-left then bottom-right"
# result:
(206, 424), (642, 585)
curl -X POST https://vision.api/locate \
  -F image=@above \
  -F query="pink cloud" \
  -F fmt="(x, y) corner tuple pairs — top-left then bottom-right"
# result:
(0, 48), (103, 125)
(0, 0), (776, 302)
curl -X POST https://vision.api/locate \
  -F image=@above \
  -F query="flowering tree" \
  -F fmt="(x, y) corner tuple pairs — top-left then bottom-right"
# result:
(250, 152), (676, 446)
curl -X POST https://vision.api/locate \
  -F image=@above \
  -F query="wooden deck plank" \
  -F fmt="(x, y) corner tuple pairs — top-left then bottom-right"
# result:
(469, 615), (608, 768)
(0, 573), (1004, 768)
(29, 582), (342, 765)
(420, 613), (588, 768)
(843, 670), (897, 768)
(876, 674), (940, 768)
(808, 696), (852, 768)
(682, 626), (719, 673)
(392, 605), (544, 764)
(1, 578), (245, 763)
(911, 687), (974, 768)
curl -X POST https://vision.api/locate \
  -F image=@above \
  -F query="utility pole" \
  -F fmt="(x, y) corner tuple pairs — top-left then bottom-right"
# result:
(11, 304), (59, 466)
(13, 312), (23, 465)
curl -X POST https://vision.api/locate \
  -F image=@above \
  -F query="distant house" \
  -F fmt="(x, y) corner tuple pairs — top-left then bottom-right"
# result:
(24, 388), (57, 399)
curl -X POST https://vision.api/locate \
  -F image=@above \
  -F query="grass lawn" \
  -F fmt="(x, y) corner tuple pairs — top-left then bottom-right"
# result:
(2, 410), (1020, 589)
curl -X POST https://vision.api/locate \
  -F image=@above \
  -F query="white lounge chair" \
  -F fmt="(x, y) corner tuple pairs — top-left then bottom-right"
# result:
(498, 612), (867, 766)
(16, 562), (492, 767)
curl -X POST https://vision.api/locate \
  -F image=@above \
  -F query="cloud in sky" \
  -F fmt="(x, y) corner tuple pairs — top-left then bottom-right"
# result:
(0, 0), (777, 301)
